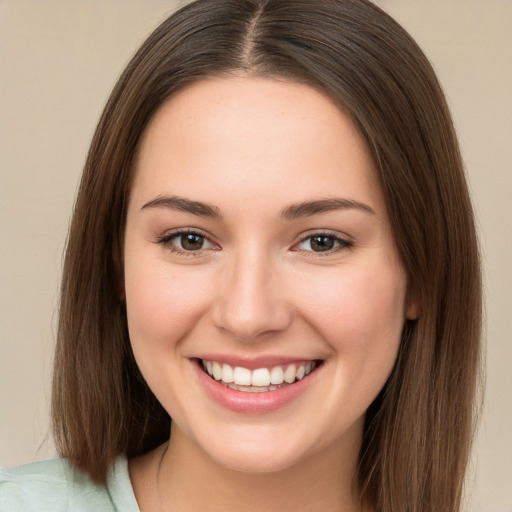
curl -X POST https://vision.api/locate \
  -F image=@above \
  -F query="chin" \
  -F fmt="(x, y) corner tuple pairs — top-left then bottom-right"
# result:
(183, 418), (347, 476)
(204, 440), (309, 475)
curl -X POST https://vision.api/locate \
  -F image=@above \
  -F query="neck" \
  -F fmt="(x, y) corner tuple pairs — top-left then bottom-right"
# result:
(134, 422), (366, 512)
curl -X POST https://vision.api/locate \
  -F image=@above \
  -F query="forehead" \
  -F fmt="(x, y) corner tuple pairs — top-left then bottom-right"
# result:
(130, 76), (384, 216)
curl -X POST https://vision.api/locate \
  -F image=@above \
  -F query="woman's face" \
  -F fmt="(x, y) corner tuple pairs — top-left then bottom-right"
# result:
(124, 77), (417, 473)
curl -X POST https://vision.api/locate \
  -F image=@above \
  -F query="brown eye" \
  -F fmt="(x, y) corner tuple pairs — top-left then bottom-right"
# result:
(310, 235), (335, 252)
(179, 233), (206, 251)
(295, 233), (351, 253)
(158, 230), (215, 253)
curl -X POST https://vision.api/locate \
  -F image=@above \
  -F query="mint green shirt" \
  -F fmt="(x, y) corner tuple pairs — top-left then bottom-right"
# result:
(0, 455), (140, 511)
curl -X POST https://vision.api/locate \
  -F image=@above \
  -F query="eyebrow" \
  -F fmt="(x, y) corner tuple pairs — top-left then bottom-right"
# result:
(141, 196), (222, 218)
(141, 195), (375, 219)
(281, 198), (375, 219)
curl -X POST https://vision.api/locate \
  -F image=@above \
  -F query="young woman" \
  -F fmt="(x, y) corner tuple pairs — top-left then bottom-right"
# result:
(0, 1), (482, 511)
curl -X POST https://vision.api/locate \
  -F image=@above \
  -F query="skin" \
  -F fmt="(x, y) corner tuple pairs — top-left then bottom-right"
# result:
(124, 76), (418, 511)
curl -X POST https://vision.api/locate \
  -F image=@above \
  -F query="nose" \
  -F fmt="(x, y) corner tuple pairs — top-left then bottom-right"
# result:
(211, 249), (292, 342)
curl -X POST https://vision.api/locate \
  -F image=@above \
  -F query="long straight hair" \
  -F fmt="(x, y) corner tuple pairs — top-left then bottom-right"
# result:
(52, 1), (482, 510)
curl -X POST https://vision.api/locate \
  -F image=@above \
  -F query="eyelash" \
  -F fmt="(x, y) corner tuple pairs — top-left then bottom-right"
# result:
(155, 229), (217, 256)
(155, 229), (353, 256)
(294, 230), (353, 256)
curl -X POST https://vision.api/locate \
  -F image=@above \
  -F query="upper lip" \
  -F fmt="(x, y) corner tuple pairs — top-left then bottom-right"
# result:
(194, 354), (320, 370)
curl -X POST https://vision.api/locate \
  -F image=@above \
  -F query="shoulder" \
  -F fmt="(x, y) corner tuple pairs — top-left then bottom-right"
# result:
(0, 458), (71, 512)
(0, 456), (139, 512)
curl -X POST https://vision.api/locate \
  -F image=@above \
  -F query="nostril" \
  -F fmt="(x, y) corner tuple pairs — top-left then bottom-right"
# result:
(213, 304), (293, 342)
(210, 268), (293, 341)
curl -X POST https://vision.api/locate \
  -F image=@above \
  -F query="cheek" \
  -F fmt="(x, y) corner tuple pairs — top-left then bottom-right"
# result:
(291, 261), (408, 428)
(123, 259), (219, 419)
(124, 259), (213, 358)
(294, 259), (407, 358)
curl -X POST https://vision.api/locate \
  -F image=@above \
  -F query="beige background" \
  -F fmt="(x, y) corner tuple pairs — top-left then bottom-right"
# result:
(0, 1), (510, 510)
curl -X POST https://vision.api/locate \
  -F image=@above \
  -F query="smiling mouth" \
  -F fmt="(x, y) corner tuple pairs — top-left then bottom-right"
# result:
(200, 359), (320, 393)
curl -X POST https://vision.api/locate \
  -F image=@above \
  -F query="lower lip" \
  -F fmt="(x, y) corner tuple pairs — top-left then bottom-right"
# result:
(192, 359), (319, 414)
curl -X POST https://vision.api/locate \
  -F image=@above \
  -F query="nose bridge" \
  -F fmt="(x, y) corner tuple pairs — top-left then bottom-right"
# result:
(213, 243), (291, 341)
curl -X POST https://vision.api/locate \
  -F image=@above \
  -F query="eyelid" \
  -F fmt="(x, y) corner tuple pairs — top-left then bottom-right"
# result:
(154, 227), (352, 256)
(155, 227), (219, 256)
(291, 230), (353, 254)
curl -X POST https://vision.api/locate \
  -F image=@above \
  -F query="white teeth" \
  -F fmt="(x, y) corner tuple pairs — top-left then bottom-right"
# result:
(270, 366), (284, 385)
(251, 368), (271, 387)
(233, 366), (252, 386)
(221, 363), (234, 383)
(284, 364), (296, 384)
(212, 361), (222, 380)
(202, 359), (317, 390)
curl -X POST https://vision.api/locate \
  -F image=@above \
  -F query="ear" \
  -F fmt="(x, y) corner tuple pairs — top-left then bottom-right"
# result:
(405, 284), (420, 320)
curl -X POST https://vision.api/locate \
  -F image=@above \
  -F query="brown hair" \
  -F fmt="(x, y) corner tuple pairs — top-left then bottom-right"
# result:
(52, 1), (482, 510)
